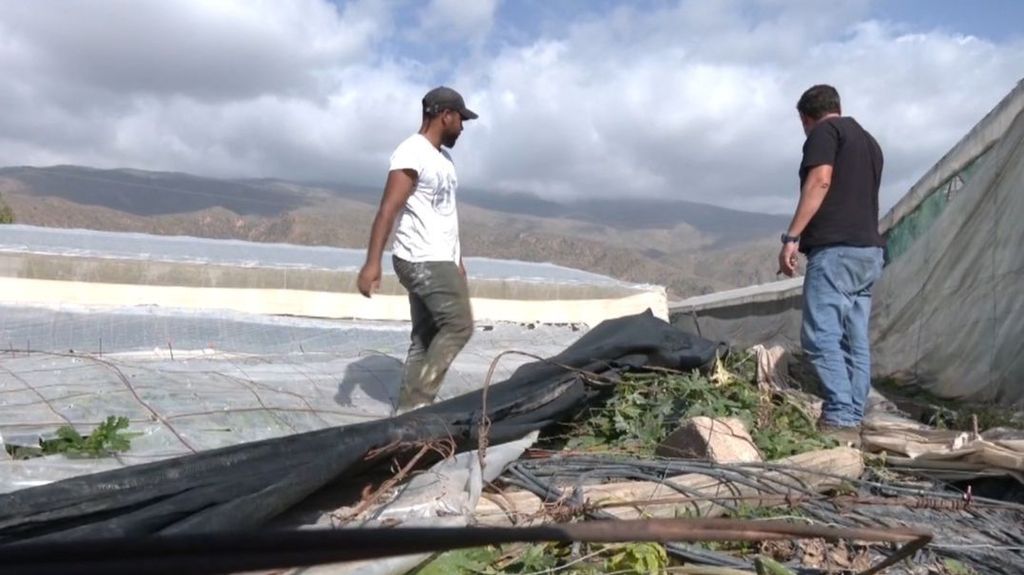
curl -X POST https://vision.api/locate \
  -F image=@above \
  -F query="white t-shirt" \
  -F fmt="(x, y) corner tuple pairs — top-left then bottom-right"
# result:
(389, 134), (461, 263)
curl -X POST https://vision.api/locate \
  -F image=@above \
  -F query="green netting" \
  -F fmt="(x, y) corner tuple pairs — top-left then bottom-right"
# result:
(883, 148), (992, 265)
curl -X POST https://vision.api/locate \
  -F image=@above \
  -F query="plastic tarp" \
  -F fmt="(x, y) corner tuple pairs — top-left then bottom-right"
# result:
(0, 224), (628, 286)
(881, 152), (986, 265)
(870, 89), (1024, 404)
(0, 310), (722, 546)
(670, 278), (803, 350)
(0, 303), (575, 494)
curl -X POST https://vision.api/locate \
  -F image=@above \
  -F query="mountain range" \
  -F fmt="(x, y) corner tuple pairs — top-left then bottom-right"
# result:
(0, 165), (790, 298)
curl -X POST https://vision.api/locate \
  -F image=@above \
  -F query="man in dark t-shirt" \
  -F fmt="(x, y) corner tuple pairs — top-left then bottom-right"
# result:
(778, 84), (885, 441)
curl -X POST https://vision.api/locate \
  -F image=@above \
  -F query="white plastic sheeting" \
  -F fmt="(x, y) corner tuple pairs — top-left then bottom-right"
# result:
(0, 224), (627, 285)
(0, 303), (581, 494)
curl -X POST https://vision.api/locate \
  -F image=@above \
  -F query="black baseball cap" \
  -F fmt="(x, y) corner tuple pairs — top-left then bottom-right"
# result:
(422, 86), (478, 120)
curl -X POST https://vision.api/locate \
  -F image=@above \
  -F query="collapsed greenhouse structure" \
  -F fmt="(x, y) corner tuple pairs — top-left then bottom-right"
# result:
(2, 79), (1024, 575)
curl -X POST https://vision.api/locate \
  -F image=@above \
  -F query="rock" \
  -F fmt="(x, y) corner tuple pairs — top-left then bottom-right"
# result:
(655, 416), (763, 463)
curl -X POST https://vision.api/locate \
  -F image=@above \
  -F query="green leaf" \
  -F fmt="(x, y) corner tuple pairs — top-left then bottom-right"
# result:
(416, 547), (501, 575)
(34, 416), (138, 459)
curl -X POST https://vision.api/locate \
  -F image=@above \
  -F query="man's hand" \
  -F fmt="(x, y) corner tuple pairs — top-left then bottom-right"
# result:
(778, 242), (799, 277)
(779, 164), (831, 277)
(357, 261), (381, 298)
(459, 259), (466, 278)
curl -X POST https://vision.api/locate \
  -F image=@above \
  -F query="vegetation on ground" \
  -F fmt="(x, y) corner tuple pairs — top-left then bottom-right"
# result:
(5, 416), (138, 459)
(873, 378), (1023, 432)
(415, 542), (669, 575)
(420, 353), (837, 574)
(559, 351), (834, 460)
(0, 194), (14, 224)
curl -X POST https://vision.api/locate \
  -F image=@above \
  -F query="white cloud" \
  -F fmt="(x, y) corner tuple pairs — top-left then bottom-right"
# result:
(0, 0), (1022, 215)
(418, 0), (501, 44)
(0, 0), (386, 100)
(454, 4), (1024, 212)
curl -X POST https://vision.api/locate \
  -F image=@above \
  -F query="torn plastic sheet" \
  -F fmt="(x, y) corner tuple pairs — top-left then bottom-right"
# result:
(862, 425), (1024, 482)
(284, 432), (540, 575)
(0, 309), (722, 545)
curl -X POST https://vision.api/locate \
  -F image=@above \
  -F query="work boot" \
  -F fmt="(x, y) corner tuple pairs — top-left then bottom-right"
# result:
(392, 401), (432, 417)
(817, 421), (862, 448)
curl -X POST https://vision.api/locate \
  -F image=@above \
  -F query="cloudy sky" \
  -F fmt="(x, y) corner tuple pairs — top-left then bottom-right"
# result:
(1, 0), (1022, 214)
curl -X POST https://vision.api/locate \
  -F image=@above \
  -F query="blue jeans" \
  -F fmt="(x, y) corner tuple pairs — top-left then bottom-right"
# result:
(801, 246), (884, 427)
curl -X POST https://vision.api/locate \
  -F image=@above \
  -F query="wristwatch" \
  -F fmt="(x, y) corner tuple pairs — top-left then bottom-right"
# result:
(781, 233), (800, 244)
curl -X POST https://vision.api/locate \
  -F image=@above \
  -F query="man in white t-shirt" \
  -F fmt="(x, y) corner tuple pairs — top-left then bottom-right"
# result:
(357, 86), (478, 413)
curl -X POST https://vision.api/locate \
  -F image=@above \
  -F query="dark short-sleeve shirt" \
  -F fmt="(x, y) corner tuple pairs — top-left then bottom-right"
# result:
(798, 116), (885, 253)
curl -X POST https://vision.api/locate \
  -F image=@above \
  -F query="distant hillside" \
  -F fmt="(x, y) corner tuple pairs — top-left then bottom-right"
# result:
(0, 165), (324, 216)
(0, 165), (789, 298)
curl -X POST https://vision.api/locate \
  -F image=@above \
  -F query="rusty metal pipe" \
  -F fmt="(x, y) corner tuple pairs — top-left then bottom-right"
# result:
(2, 517), (931, 575)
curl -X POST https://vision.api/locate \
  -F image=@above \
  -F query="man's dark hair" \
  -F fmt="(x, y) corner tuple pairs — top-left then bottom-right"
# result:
(797, 84), (841, 120)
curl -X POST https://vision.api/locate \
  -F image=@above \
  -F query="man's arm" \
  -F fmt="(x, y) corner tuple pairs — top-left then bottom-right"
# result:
(357, 169), (416, 297)
(787, 164), (833, 238)
(778, 164), (833, 277)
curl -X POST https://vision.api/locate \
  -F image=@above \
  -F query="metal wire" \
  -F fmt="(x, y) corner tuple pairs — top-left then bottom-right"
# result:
(502, 453), (1024, 574)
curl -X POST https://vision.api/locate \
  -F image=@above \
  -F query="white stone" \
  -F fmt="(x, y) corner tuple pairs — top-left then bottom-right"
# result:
(655, 416), (763, 463)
